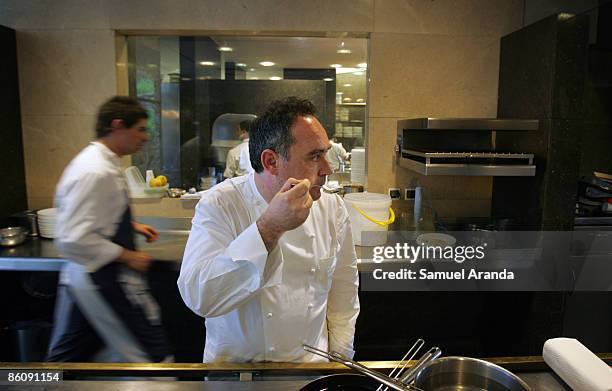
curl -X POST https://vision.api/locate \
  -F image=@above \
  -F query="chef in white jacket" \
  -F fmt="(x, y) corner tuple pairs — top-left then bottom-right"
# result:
(223, 119), (254, 178)
(178, 97), (360, 362)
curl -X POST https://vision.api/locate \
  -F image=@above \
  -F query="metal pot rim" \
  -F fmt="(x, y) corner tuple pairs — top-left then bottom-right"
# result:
(415, 356), (531, 390)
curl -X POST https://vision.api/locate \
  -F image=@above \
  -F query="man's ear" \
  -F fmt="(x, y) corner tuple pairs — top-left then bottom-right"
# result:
(110, 119), (124, 132)
(260, 149), (279, 175)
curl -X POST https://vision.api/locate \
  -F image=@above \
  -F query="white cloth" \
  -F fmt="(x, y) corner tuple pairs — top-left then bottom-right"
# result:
(178, 173), (360, 362)
(543, 338), (612, 391)
(224, 139), (253, 178)
(54, 142), (126, 272)
(326, 141), (349, 171)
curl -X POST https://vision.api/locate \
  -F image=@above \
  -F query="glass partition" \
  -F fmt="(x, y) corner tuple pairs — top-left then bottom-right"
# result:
(127, 35), (368, 189)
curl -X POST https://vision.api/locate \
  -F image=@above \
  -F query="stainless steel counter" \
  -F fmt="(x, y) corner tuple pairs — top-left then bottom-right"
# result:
(0, 217), (190, 271)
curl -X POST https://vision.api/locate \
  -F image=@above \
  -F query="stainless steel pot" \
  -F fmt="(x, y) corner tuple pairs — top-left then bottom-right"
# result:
(0, 227), (28, 247)
(414, 356), (531, 391)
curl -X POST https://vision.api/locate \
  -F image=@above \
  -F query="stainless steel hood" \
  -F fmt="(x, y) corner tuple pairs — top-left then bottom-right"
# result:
(396, 118), (539, 177)
(398, 118), (539, 131)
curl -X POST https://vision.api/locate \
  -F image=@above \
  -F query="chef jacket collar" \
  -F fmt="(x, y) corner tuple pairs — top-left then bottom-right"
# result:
(91, 141), (122, 169)
(248, 171), (268, 207)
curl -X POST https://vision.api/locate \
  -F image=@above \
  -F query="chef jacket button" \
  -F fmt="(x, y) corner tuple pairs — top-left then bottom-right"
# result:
(307, 303), (314, 309)
(310, 267), (316, 273)
(266, 312), (273, 318)
(269, 346), (275, 352)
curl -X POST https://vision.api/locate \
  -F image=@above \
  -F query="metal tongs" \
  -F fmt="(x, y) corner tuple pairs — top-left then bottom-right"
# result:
(303, 344), (424, 391)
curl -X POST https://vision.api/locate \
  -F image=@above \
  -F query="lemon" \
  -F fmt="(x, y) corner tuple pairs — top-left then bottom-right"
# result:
(157, 175), (168, 186)
(149, 177), (162, 187)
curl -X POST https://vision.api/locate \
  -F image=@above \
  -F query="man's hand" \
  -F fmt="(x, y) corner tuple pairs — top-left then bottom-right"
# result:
(118, 249), (153, 273)
(257, 178), (313, 251)
(132, 222), (159, 243)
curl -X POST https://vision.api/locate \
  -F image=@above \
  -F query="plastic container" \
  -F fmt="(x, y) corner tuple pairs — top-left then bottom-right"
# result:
(344, 192), (395, 246)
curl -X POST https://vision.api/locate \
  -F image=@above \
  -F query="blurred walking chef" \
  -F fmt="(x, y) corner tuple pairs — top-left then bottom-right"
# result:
(47, 96), (172, 363)
(178, 97), (360, 362)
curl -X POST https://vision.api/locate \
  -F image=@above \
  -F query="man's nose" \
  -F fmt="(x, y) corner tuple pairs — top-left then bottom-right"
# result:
(320, 155), (333, 176)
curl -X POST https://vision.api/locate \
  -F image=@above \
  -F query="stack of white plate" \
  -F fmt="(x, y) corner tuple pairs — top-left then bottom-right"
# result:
(37, 208), (57, 238)
(350, 147), (366, 185)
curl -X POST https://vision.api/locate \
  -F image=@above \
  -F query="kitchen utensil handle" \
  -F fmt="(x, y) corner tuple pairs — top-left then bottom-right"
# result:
(398, 346), (442, 384)
(303, 345), (420, 391)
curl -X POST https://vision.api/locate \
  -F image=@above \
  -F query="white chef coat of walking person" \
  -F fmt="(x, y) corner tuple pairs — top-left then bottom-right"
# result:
(224, 120), (254, 178)
(178, 97), (360, 362)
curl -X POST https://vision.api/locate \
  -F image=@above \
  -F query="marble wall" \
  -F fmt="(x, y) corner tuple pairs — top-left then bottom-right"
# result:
(0, 0), (524, 216)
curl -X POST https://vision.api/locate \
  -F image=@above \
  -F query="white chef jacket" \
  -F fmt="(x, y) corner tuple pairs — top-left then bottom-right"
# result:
(223, 139), (253, 178)
(326, 141), (350, 172)
(54, 142), (127, 273)
(178, 173), (360, 362)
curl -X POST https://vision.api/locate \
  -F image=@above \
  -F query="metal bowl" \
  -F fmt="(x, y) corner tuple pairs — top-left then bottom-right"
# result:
(0, 226), (29, 247)
(414, 356), (531, 391)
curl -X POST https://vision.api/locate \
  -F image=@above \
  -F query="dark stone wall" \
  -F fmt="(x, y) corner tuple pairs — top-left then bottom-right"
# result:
(493, 14), (590, 230)
(0, 25), (27, 219)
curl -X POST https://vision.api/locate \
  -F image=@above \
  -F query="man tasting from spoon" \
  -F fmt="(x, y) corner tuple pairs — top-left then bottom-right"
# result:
(178, 96), (360, 362)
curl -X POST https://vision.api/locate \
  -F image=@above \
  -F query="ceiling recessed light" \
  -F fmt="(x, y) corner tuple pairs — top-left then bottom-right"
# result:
(249, 77), (259, 80)
(323, 77), (334, 82)
(357, 63), (368, 68)
(199, 61), (215, 66)
(218, 46), (233, 52)
(336, 91), (344, 95)
(249, 68), (256, 72)
(269, 76), (282, 81)
(337, 49), (351, 54)
(352, 71), (365, 76)
(330, 64), (342, 68)
(343, 83), (352, 87)
(236, 63), (247, 67)
(259, 61), (275, 67)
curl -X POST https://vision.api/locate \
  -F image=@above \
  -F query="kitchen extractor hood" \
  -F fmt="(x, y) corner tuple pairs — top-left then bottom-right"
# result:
(396, 118), (539, 176)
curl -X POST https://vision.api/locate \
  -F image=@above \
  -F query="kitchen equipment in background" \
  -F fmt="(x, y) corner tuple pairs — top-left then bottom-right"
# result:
(396, 118), (538, 176)
(200, 167), (218, 191)
(351, 147), (366, 185)
(0, 227), (28, 247)
(9, 210), (39, 237)
(344, 192), (394, 246)
(25, 212), (39, 237)
(125, 166), (168, 198)
(167, 188), (187, 198)
(36, 208), (56, 239)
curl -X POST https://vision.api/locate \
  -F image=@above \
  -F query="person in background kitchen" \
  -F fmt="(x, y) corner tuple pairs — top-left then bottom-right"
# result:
(46, 96), (173, 363)
(326, 137), (350, 172)
(223, 119), (254, 178)
(178, 96), (360, 362)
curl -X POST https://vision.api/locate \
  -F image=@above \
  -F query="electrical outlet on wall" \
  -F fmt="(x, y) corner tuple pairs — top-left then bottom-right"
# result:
(405, 188), (416, 200)
(388, 188), (401, 200)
